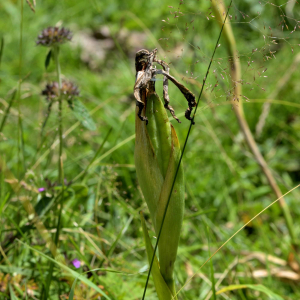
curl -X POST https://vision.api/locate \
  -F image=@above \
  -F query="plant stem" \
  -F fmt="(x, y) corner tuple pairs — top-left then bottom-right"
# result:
(54, 46), (62, 88)
(0, 90), (17, 133)
(53, 46), (63, 183)
(17, 0), (25, 177)
(44, 45), (65, 300)
(54, 47), (62, 180)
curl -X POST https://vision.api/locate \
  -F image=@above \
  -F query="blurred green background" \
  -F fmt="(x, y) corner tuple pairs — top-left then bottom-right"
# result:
(1, 0), (300, 299)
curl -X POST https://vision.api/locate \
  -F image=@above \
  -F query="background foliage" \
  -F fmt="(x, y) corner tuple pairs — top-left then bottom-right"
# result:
(0, 0), (300, 299)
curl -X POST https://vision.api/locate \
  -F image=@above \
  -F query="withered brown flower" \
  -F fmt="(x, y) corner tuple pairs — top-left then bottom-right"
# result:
(42, 81), (79, 101)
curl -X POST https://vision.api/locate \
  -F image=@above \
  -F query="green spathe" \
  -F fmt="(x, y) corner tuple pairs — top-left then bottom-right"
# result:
(140, 212), (174, 300)
(135, 88), (184, 298)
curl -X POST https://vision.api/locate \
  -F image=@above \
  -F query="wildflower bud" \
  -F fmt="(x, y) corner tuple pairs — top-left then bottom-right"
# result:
(36, 26), (72, 47)
(135, 82), (184, 295)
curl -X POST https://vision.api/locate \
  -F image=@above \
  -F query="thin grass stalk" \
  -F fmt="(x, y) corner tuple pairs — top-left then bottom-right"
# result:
(54, 46), (63, 182)
(205, 225), (216, 300)
(0, 37), (4, 67)
(211, 0), (297, 246)
(17, 0), (25, 177)
(0, 90), (17, 133)
(72, 127), (112, 183)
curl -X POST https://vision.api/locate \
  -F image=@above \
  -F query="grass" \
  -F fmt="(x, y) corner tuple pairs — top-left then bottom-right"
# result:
(1, 0), (300, 299)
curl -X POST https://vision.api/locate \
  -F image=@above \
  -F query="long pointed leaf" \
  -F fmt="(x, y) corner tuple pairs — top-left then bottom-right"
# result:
(9, 284), (19, 300)
(140, 212), (174, 300)
(69, 277), (78, 300)
(216, 284), (284, 300)
(0, 37), (4, 67)
(45, 49), (52, 69)
(70, 98), (96, 131)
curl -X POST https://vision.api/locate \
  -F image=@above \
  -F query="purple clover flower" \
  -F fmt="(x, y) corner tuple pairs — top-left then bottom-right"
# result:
(38, 187), (46, 192)
(36, 27), (72, 47)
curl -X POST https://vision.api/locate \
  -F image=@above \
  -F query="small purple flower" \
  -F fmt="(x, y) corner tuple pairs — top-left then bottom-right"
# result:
(38, 187), (46, 192)
(72, 259), (81, 268)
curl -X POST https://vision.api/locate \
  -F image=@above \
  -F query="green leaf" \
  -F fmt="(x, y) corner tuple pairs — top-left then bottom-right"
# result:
(216, 284), (284, 300)
(9, 284), (19, 300)
(205, 226), (216, 300)
(106, 216), (133, 258)
(70, 98), (96, 131)
(35, 196), (53, 216)
(0, 192), (10, 214)
(71, 183), (89, 199)
(0, 37), (4, 67)
(69, 277), (78, 300)
(0, 265), (31, 276)
(45, 49), (52, 69)
(140, 212), (174, 300)
(18, 240), (111, 300)
(0, 89), (17, 133)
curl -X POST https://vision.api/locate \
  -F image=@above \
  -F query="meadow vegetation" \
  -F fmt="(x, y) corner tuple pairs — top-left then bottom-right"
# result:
(1, 0), (300, 299)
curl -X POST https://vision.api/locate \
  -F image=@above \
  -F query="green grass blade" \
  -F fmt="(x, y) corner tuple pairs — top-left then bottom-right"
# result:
(5, 213), (26, 239)
(68, 277), (78, 300)
(45, 49), (52, 69)
(140, 212), (174, 300)
(205, 225), (216, 300)
(0, 37), (4, 67)
(106, 215), (133, 258)
(0, 89), (17, 133)
(9, 284), (19, 300)
(70, 98), (97, 131)
(216, 284), (284, 300)
(0, 192), (10, 214)
(18, 239), (112, 300)
(73, 127), (112, 183)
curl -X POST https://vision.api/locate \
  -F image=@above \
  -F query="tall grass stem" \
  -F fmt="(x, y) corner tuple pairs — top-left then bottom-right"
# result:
(44, 45), (64, 300)
(17, 0), (25, 177)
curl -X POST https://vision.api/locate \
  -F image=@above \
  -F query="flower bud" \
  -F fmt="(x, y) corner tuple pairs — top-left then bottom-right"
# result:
(135, 82), (184, 295)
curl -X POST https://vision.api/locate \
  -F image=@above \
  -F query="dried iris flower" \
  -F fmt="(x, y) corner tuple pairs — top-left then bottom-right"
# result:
(36, 26), (72, 47)
(42, 81), (79, 102)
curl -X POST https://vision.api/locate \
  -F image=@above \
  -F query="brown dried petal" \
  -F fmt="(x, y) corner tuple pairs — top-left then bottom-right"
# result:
(42, 81), (79, 101)
(61, 81), (80, 99)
